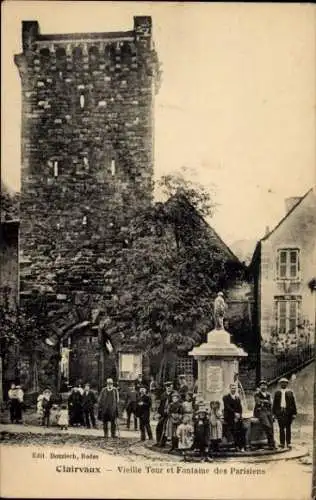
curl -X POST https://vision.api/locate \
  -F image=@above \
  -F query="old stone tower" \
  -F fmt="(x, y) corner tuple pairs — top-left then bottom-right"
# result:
(14, 18), (160, 389)
(15, 17), (159, 294)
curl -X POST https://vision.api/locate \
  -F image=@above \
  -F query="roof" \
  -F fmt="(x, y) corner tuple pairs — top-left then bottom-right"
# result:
(164, 193), (242, 264)
(249, 187), (315, 270)
(261, 188), (313, 241)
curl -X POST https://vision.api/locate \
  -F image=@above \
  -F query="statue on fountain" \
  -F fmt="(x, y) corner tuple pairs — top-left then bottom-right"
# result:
(214, 292), (227, 330)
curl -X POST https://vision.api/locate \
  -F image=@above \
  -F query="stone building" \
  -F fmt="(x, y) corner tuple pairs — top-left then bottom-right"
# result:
(15, 17), (160, 294)
(250, 187), (316, 383)
(14, 18), (160, 389)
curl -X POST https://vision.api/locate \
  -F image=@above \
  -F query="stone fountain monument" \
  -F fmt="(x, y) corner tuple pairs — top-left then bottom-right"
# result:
(189, 292), (248, 405)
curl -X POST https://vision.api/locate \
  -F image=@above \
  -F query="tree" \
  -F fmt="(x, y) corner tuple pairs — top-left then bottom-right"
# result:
(96, 192), (245, 385)
(0, 293), (19, 402)
(157, 167), (217, 218)
(0, 291), (57, 396)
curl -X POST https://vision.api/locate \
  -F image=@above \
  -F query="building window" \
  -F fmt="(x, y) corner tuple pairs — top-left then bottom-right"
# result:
(82, 215), (87, 226)
(275, 298), (300, 335)
(276, 249), (300, 280)
(80, 94), (85, 108)
(118, 352), (142, 380)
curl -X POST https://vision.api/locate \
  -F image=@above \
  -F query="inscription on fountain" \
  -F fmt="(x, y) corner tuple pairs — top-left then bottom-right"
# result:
(206, 365), (223, 393)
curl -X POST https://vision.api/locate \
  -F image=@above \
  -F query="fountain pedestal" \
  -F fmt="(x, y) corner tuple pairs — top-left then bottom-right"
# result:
(189, 329), (247, 404)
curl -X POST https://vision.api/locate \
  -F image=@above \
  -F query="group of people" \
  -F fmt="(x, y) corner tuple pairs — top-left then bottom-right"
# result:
(36, 383), (97, 430)
(156, 378), (224, 458)
(155, 376), (297, 458)
(97, 376), (155, 441)
(254, 377), (297, 450)
(7, 373), (297, 454)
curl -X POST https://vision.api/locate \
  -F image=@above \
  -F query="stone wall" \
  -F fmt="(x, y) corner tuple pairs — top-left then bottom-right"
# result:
(15, 17), (160, 296)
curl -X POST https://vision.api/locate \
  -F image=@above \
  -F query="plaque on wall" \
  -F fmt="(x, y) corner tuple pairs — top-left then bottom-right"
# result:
(206, 365), (223, 393)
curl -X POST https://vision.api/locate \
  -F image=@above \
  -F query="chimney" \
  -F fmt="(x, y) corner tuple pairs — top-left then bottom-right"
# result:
(265, 226), (270, 236)
(285, 197), (301, 214)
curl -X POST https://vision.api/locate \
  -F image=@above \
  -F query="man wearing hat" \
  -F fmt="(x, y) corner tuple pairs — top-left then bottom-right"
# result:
(156, 381), (173, 446)
(97, 378), (119, 438)
(136, 386), (153, 441)
(178, 374), (189, 402)
(254, 380), (275, 449)
(272, 377), (297, 449)
(223, 383), (246, 451)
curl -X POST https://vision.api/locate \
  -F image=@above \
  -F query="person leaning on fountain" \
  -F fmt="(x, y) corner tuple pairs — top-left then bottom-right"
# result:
(223, 383), (246, 451)
(254, 380), (276, 449)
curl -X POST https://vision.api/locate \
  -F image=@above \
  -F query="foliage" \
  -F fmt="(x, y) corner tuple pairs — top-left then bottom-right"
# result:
(157, 168), (217, 218)
(0, 184), (20, 222)
(93, 194), (246, 384)
(0, 292), (59, 390)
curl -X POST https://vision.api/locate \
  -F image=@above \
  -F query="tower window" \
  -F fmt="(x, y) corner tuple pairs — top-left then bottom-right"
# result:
(54, 161), (58, 177)
(80, 94), (85, 109)
(82, 216), (87, 226)
(111, 159), (116, 176)
(83, 156), (89, 168)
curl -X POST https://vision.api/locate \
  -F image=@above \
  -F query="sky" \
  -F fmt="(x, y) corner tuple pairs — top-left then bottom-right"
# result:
(2, 2), (316, 245)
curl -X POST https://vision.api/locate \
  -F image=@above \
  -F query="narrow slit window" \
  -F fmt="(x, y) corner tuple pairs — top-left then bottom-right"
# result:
(54, 161), (58, 177)
(111, 159), (116, 176)
(80, 94), (85, 109)
(83, 156), (89, 168)
(82, 215), (87, 226)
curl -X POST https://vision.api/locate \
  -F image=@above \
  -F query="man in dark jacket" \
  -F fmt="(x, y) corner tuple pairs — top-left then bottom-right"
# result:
(68, 386), (84, 427)
(82, 383), (97, 429)
(272, 377), (297, 449)
(125, 384), (138, 431)
(223, 383), (246, 451)
(156, 381), (173, 446)
(98, 378), (119, 438)
(136, 386), (153, 441)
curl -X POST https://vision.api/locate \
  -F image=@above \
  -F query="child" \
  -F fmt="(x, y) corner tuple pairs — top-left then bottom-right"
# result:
(176, 415), (194, 456)
(209, 401), (223, 452)
(166, 392), (183, 451)
(193, 405), (211, 461)
(57, 404), (69, 430)
(182, 393), (193, 423)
